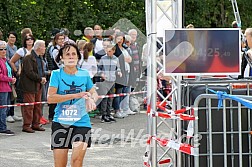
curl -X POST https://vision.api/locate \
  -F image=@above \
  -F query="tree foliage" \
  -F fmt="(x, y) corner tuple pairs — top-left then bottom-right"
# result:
(0, 0), (145, 46)
(185, 0), (252, 28)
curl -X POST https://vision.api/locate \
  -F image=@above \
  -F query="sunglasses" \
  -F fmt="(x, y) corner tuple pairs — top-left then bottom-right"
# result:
(0, 48), (7, 51)
(103, 38), (111, 41)
(26, 38), (33, 41)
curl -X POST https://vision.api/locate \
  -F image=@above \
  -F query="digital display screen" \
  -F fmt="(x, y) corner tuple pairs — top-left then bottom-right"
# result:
(163, 28), (241, 75)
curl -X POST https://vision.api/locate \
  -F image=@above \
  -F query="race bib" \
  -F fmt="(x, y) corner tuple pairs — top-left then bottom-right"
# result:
(58, 98), (86, 122)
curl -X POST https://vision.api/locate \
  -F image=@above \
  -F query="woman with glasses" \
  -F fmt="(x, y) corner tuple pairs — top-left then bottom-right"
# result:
(9, 34), (35, 104)
(50, 32), (65, 69)
(0, 41), (16, 135)
(6, 31), (18, 61)
(10, 34), (35, 75)
(21, 28), (32, 44)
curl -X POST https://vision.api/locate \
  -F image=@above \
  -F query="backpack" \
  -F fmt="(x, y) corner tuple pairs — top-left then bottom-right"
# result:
(18, 47), (27, 73)
(16, 48), (27, 103)
(45, 45), (59, 70)
(129, 96), (140, 112)
(91, 37), (106, 60)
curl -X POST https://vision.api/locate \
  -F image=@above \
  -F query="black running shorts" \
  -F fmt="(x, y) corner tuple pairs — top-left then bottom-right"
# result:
(51, 122), (92, 150)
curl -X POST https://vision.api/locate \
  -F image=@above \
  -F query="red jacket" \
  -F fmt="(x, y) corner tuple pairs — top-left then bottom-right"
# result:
(0, 57), (12, 92)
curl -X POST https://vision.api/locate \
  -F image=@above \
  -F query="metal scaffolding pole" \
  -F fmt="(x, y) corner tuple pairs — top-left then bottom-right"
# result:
(145, 0), (152, 165)
(173, 1), (183, 166)
(150, 0), (157, 166)
(145, 0), (183, 166)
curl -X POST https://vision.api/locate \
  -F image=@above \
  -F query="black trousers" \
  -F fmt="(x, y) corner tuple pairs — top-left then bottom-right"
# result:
(96, 81), (115, 116)
(48, 103), (56, 119)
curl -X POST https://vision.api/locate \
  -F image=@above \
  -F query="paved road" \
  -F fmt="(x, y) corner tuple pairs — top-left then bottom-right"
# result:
(0, 106), (149, 167)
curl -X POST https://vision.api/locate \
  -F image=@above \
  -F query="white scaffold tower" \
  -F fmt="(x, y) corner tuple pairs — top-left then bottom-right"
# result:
(145, 0), (183, 167)
(145, 0), (244, 167)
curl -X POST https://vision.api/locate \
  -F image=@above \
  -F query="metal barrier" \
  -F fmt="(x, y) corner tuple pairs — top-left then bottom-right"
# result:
(191, 92), (252, 167)
(182, 78), (252, 108)
(144, 77), (252, 167)
(180, 79), (252, 167)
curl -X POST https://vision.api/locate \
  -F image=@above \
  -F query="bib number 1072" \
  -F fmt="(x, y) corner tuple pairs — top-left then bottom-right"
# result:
(62, 109), (78, 116)
(59, 103), (84, 122)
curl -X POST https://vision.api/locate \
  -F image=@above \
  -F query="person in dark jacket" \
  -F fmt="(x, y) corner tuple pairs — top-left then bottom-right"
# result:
(19, 40), (47, 133)
(113, 32), (131, 118)
(128, 29), (141, 89)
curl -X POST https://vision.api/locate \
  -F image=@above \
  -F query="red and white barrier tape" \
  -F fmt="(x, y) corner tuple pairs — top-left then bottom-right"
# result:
(147, 105), (196, 120)
(97, 90), (146, 99)
(0, 85), (172, 108)
(144, 106), (197, 166)
(143, 137), (171, 167)
(187, 120), (194, 138)
(152, 137), (199, 156)
(156, 112), (197, 121)
(143, 157), (171, 167)
(147, 104), (192, 114)
(143, 143), (151, 167)
(0, 90), (147, 108)
(147, 102), (167, 114)
(159, 159), (171, 164)
(0, 101), (48, 108)
(144, 135), (198, 166)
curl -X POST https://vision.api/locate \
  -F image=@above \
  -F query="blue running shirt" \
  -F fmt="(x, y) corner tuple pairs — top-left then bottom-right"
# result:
(49, 68), (93, 127)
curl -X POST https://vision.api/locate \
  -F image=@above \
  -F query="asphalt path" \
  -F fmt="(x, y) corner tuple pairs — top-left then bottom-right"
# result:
(0, 106), (150, 167)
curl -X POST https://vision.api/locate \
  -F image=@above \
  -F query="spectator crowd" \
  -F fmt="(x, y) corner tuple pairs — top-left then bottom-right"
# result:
(0, 25), (145, 135)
